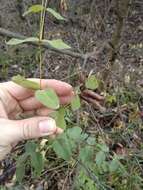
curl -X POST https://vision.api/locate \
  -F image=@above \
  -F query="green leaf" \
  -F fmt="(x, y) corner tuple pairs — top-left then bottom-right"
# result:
(52, 134), (73, 160)
(12, 75), (40, 90)
(31, 152), (44, 176)
(71, 94), (81, 111)
(67, 127), (82, 140)
(85, 75), (99, 90)
(98, 144), (109, 153)
(56, 107), (66, 129)
(7, 37), (71, 50)
(16, 153), (29, 166)
(43, 39), (71, 50)
(7, 37), (39, 45)
(79, 146), (94, 164)
(109, 159), (120, 172)
(96, 151), (106, 167)
(46, 8), (66, 20)
(35, 89), (60, 109)
(25, 141), (37, 154)
(16, 153), (28, 182)
(16, 163), (25, 182)
(105, 94), (116, 104)
(23, 4), (44, 16)
(87, 137), (96, 145)
(23, 5), (66, 21)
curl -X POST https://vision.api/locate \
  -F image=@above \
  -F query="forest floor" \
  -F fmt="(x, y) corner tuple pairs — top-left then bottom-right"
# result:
(0, 0), (143, 189)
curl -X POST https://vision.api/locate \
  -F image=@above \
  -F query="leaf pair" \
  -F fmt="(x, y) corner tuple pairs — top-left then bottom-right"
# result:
(23, 4), (66, 21)
(7, 38), (71, 50)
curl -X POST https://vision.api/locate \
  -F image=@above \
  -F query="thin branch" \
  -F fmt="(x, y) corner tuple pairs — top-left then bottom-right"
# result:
(0, 27), (86, 59)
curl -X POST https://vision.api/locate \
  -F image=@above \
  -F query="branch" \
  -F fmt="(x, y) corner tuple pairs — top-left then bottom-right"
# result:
(0, 27), (86, 59)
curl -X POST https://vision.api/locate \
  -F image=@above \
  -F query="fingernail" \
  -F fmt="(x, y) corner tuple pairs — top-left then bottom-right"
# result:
(39, 119), (56, 134)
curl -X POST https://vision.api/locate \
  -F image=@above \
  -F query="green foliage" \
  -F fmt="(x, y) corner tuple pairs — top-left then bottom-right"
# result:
(12, 75), (40, 90)
(23, 4), (66, 20)
(7, 38), (71, 50)
(71, 94), (81, 111)
(16, 141), (44, 182)
(23, 5), (44, 16)
(95, 151), (106, 167)
(105, 93), (117, 104)
(52, 127), (82, 160)
(43, 39), (71, 50)
(7, 37), (39, 45)
(46, 8), (66, 21)
(85, 75), (99, 90)
(55, 107), (66, 129)
(35, 89), (60, 109)
(3, 1), (142, 189)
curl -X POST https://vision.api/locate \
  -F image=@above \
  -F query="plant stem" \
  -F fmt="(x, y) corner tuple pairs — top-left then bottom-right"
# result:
(39, 0), (48, 89)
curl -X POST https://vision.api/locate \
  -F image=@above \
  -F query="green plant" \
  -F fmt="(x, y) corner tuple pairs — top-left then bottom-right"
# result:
(3, 1), (143, 189)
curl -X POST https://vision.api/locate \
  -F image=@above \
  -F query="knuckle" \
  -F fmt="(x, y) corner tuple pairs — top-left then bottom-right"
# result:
(22, 122), (32, 140)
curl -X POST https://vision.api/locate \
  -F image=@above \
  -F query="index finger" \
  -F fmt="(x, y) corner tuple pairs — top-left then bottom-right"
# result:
(3, 79), (73, 101)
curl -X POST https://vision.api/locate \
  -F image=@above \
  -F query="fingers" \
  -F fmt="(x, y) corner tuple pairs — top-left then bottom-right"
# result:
(3, 79), (73, 101)
(0, 100), (8, 118)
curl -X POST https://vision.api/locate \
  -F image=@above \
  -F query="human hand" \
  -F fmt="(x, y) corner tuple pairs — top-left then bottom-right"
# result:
(0, 79), (73, 160)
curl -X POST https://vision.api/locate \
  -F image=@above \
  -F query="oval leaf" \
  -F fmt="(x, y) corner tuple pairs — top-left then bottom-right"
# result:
(7, 37), (39, 45)
(56, 107), (66, 129)
(23, 5), (44, 16)
(12, 75), (40, 90)
(71, 94), (81, 111)
(85, 75), (99, 90)
(46, 8), (66, 21)
(96, 151), (106, 167)
(43, 39), (71, 50)
(35, 89), (60, 109)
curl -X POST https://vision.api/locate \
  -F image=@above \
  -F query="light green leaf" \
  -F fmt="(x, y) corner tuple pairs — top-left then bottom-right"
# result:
(106, 94), (116, 104)
(85, 75), (99, 90)
(7, 37), (39, 45)
(35, 89), (60, 109)
(46, 8), (66, 20)
(12, 75), (40, 90)
(98, 144), (109, 153)
(23, 5), (66, 21)
(71, 94), (81, 111)
(109, 159), (120, 172)
(87, 137), (96, 145)
(52, 134), (73, 160)
(23, 4), (44, 16)
(43, 39), (71, 50)
(67, 126), (82, 140)
(96, 151), (106, 166)
(56, 107), (66, 129)
(79, 146), (94, 164)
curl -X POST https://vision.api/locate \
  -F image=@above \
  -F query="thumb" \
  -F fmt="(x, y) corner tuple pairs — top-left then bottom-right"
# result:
(0, 117), (62, 145)
(13, 117), (63, 141)
(0, 117), (62, 160)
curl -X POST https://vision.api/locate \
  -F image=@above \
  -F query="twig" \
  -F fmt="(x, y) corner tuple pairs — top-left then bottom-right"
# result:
(0, 27), (87, 59)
